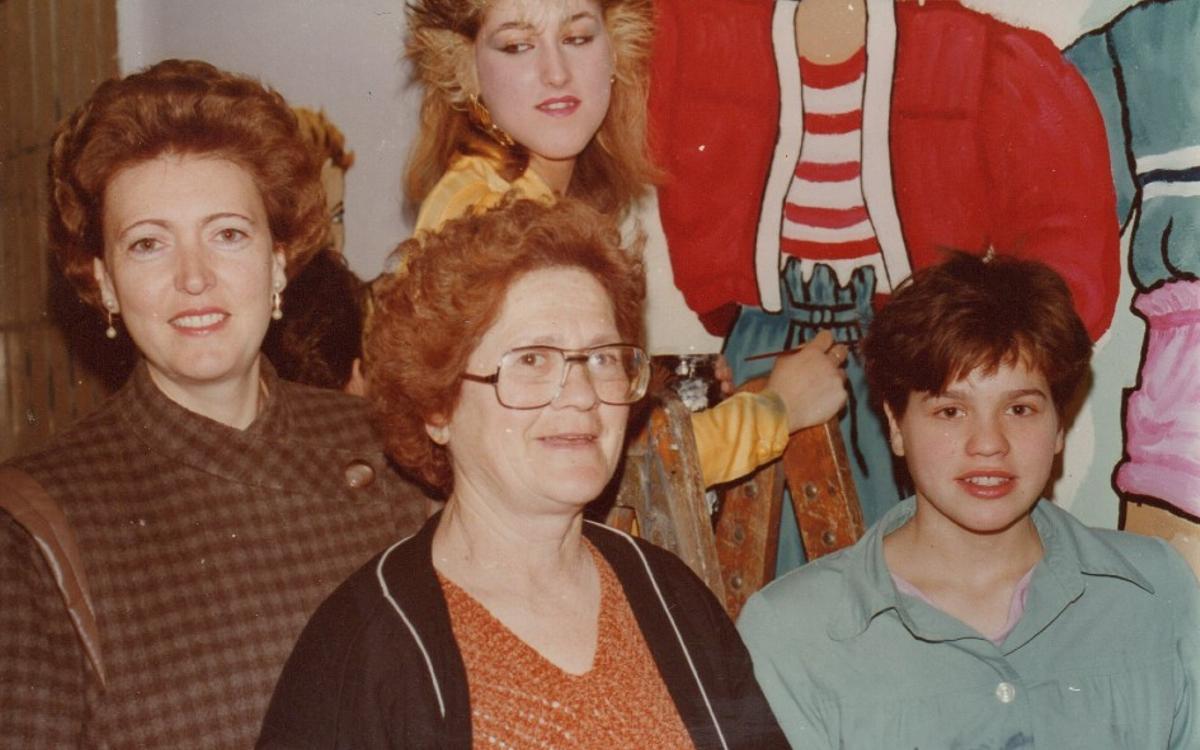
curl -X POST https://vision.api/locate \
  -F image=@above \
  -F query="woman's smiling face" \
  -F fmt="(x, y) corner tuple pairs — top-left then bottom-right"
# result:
(473, 0), (614, 184)
(96, 154), (285, 406)
(440, 266), (629, 514)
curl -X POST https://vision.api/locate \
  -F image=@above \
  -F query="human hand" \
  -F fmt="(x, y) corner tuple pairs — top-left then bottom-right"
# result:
(714, 354), (735, 397)
(765, 329), (849, 433)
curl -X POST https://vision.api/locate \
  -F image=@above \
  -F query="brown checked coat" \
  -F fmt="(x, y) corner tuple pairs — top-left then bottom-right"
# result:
(0, 360), (429, 748)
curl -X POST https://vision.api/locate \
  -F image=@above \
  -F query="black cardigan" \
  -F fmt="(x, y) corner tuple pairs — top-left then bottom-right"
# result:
(258, 513), (787, 749)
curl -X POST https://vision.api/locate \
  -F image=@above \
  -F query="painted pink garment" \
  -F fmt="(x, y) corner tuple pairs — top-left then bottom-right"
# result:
(1116, 279), (1200, 518)
(892, 566), (1035, 645)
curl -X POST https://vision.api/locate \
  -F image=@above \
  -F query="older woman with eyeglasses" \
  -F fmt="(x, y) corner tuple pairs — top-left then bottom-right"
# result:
(258, 198), (787, 749)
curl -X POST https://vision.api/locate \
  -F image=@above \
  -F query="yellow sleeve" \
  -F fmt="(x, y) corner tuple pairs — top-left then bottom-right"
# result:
(414, 173), (506, 233)
(691, 390), (789, 488)
(414, 154), (555, 234)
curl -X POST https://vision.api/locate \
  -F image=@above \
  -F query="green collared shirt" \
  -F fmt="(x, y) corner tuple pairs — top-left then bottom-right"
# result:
(738, 498), (1200, 749)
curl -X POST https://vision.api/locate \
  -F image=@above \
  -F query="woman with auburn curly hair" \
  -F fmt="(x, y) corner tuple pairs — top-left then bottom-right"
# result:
(260, 198), (787, 748)
(394, 0), (849, 492)
(0, 59), (426, 747)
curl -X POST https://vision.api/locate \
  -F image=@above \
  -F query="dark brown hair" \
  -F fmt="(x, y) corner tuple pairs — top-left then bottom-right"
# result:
(864, 251), (1092, 416)
(262, 249), (366, 390)
(48, 58), (326, 310)
(366, 197), (645, 495)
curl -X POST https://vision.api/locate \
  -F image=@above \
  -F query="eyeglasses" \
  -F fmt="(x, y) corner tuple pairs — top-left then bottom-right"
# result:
(462, 344), (650, 409)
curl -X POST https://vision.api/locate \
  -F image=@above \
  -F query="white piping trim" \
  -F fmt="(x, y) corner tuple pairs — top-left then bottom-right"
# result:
(860, 0), (907, 293)
(1136, 145), (1200, 174)
(755, 0), (804, 312)
(585, 521), (730, 750)
(375, 534), (447, 720)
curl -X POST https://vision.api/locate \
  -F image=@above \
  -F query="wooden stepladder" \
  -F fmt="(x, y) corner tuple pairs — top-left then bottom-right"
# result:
(714, 381), (864, 618)
(606, 395), (726, 602)
(606, 382), (864, 619)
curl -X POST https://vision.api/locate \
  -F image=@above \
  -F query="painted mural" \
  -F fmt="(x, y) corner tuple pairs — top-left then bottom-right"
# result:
(1064, 0), (1200, 539)
(645, 0), (1198, 567)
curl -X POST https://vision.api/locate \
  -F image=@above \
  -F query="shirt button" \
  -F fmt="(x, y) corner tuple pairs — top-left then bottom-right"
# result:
(995, 682), (1017, 704)
(343, 460), (376, 489)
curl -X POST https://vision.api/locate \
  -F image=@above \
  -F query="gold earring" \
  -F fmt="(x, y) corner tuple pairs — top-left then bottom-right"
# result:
(271, 290), (283, 321)
(467, 93), (516, 149)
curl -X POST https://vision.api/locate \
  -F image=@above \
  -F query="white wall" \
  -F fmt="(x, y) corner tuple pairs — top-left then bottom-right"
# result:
(117, 0), (420, 280)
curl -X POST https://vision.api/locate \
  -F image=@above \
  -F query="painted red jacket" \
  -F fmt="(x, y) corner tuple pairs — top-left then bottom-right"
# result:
(650, 0), (1119, 340)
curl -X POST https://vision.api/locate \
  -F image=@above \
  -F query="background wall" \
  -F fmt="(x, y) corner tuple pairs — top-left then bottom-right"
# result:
(117, 0), (421, 281)
(1, 0), (118, 461)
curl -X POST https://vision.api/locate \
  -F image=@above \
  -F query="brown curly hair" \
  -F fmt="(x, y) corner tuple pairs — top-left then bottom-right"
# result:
(366, 197), (645, 496)
(293, 106), (356, 172)
(48, 58), (327, 311)
(403, 0), (657, 218)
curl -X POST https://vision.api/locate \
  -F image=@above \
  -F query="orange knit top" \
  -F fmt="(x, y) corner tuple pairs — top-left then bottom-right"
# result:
(439, 543), (696, 749)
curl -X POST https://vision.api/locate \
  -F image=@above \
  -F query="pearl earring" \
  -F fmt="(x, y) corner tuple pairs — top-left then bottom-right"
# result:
(104, 300), (118, 339)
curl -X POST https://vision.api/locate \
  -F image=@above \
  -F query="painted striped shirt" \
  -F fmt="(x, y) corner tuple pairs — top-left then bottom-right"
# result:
(782, 48), (885, 287)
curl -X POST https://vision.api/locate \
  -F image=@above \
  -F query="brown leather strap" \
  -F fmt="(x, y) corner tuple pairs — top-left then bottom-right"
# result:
(0, 466), (107, 686)
(782, 418), (864, 560)
(714, 458), (784, 619)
